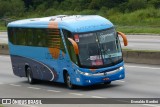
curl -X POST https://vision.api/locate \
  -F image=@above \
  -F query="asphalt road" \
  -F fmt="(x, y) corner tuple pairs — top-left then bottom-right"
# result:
(0, 32), (8, 44)
(0, 55), (160, 107)
(120, 34), (160, 51)
(0, 32), (160, 50)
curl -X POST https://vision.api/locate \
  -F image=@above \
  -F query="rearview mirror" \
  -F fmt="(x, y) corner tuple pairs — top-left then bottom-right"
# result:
(68, 38), (79, 54)
(117, 31), (128, 46)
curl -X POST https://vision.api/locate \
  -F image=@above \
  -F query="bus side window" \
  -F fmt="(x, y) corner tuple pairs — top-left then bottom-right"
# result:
(47, 28), (66, 53)
(16, 28), (26, 45)
(40, 29), (47, 47)
(8, 28), (16, 44)
(41, 29), (48, 47)
(33, 29), (47, 47)
(26, 29), (33, 46)
(63, 29), (78, 64)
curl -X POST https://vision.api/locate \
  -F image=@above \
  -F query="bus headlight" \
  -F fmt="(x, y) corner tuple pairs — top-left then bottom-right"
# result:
(76, 69), (92, 76)
(119, 66), (124, 70)
(84, 72), (91, 76)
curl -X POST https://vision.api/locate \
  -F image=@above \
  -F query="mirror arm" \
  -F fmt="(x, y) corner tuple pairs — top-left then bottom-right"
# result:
(117, 31), (128, 46)
(68, 38), (79, 54)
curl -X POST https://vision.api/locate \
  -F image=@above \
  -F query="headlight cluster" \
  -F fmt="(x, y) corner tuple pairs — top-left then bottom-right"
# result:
(76, 66), (124, 76)
(76, 69), (92, 76)
(119, 66), (124, 70)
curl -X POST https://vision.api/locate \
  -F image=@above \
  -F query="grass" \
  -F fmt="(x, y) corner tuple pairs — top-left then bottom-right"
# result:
(107, 8), (160, 34)
(108, 8), (160, 26)
(116, 26), (160, 34)
(122, 48), (160, 52)
(0, 26), (6, 31)
(0, 7), (160, 34)
(0, 21), (7, 31)
(1, 24), (159, 34)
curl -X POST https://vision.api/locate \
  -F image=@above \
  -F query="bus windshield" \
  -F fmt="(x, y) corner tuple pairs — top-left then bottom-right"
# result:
(76, 28), (122, 68)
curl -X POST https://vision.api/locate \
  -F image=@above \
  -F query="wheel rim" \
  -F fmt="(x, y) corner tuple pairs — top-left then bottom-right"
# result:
(27, 69), (32, 83)
(28, 73), (31, 83)
(66, 74), (72, 88)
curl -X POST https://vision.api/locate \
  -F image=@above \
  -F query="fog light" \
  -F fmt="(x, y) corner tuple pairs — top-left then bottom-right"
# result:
(76, 78), (80, 82)
(86, 80), (91, 83)
(119, 75), (122, 78)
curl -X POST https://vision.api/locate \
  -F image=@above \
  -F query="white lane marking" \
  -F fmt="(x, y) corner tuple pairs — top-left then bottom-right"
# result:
(142, 104), (160, 107)
(18, 104), (37, 107)
(10, 84), (21, 87)
(69, 93), (84, 96)
(125, 65), (160, 70)
(47, 90), (61, 93)
(27, 87), (40, 90)
(117, 80), (125, 82)
(0, 56), (10, 59)
(91, 96), (105, 98)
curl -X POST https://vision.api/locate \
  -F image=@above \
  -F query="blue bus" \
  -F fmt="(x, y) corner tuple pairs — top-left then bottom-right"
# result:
(7, 15), (128, 88)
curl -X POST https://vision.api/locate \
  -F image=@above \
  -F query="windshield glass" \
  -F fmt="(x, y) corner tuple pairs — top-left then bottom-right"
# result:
(76, 28), (122, 68)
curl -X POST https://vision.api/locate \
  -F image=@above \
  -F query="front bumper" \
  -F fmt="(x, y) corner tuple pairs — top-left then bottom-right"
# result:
(74, 67), (125, 86)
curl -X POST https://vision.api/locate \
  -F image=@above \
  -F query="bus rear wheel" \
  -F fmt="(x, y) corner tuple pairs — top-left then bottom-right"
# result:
(26, 67), (35, 84)
(65, 73), (74, 89)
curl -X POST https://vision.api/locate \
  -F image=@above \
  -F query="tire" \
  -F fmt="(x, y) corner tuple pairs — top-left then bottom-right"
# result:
(104, 81), (111, 85)
(27, 67), (36, 84)
(65, 73), (74, 89)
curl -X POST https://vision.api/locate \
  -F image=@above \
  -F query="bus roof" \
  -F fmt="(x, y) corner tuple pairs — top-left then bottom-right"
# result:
(8, 15), (114, 33)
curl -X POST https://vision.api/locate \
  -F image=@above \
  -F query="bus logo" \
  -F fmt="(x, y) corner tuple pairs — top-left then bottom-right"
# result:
(74, 34), (79, 42)
(2, 99), (11, 104)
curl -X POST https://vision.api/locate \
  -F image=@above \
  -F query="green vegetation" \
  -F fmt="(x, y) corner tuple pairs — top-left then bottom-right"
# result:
(122, 49), (160, 52)
(117, 26), (160, 34)
(0, 0), (160, 34)
(0, 25), (6, 31)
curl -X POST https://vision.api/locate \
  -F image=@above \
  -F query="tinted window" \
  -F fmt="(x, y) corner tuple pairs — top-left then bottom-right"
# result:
(16, 28), (26, 45)
(33, 29), (47, 47)
(26, 29), (33, 46)
(8, 28), (16, 44)
(63, 29), (78, 64)
(48, 28), (66, 53)
(8, 28), (66, 53)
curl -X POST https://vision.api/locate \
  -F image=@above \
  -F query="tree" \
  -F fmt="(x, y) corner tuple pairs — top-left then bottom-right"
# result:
(127, 0), (147, 12)
(149, 0), (160, 8)
(23, 0), (34, 11)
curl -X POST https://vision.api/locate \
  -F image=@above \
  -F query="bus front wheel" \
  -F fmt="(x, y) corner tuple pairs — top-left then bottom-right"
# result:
(27, 67), (35, 84)
(65, 73), (74, 89)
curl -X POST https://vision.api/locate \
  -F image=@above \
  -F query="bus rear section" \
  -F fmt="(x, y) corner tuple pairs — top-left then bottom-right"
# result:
(7, 15), (128, 88)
